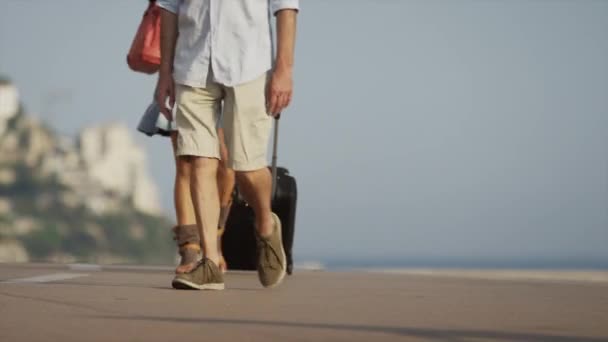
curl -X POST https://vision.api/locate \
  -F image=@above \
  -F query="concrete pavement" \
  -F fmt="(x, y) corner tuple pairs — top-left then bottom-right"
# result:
(1, 263), (607, 341)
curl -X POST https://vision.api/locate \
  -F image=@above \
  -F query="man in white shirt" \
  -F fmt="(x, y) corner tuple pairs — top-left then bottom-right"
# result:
(156, 0), (299, 290)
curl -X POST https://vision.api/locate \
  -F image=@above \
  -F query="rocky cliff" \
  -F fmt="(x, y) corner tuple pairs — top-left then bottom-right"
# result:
(0, 78), (175, 264)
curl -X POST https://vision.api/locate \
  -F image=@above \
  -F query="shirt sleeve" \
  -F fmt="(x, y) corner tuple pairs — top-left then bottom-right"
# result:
(270, 0), (299, 15)
(156, 0), (180, 14)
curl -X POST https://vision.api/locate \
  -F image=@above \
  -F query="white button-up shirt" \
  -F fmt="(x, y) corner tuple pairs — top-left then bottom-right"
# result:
(157, 0), (299, 87)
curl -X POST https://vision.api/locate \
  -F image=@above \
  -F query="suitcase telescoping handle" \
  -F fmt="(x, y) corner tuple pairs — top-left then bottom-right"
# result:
(269, 7), (286, 200)
(269, 6), (279, 200)
(271, 115), (280, 199)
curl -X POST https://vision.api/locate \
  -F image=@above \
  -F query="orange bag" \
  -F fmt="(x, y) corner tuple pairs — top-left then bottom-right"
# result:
(127, 1), (161, 74)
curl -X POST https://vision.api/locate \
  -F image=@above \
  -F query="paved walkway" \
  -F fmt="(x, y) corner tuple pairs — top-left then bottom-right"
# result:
(1, 263), (607, 341)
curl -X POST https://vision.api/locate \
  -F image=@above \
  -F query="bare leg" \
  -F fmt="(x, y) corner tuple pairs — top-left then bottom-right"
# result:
(216, 128), (235, 272)
(217, 128), (236, 223)
(171, 133), (200, 273)
(217, 163), (235, 226)
(171, 133), (197, 226)
(190, 157), (221, 266)
(236, 168), (273, 237)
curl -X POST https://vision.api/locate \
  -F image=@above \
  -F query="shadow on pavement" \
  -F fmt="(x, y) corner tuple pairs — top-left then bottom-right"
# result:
(89, 315), (605, 342)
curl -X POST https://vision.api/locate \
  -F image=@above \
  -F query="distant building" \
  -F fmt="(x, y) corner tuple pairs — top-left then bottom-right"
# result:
(0, 77), (19, 136)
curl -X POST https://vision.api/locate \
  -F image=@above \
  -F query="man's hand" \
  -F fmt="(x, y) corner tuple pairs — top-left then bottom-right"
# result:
(267, 66), (293, 117)
(268, 8), (297, 117)
(156, 71), (175, 120)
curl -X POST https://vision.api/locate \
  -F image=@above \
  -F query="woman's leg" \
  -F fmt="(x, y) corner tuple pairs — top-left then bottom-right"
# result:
(217, 128), (235, 222)
(216, 128), (235, 272)
(171, 132), (200, 273)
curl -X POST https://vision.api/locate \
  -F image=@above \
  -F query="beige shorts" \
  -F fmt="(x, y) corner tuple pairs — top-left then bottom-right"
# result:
(175, 72), (272, 171)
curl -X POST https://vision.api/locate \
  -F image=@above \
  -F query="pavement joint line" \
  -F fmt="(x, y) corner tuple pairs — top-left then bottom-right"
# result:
(1, 273), (90, 284)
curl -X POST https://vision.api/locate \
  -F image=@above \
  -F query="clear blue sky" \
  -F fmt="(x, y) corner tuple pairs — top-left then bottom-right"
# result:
(1, 0), (607, 267)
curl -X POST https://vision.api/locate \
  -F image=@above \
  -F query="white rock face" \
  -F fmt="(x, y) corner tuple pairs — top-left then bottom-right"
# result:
(0, 197), (12, 215)
(0, 79), (163, 217)
(0, 169), (16, 185)
(21, 117), (55, 167)
(79, 124), (162, 215)
(0, 80), (19, 136)
(0, 240), (29, 263)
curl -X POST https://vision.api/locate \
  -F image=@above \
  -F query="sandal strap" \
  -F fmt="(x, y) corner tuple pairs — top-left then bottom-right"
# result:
(172, 224), (200, 247)
(181, 242), (201, 251)
(179, 246), (200, 266)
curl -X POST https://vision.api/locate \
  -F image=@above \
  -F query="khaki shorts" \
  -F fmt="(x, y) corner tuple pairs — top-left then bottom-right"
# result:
(175, 72), (272, 171)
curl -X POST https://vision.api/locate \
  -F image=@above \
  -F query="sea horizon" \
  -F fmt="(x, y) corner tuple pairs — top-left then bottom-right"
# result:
(303, 257), (608, 271)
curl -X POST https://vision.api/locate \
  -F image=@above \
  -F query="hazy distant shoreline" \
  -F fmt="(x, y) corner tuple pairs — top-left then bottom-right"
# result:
(314, 258), (608, 272)
(295, 260), (608, 283)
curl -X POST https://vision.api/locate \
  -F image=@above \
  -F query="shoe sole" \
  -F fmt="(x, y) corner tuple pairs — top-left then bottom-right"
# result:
(262, 213), (287, 289)
(172, 278), (225, 291)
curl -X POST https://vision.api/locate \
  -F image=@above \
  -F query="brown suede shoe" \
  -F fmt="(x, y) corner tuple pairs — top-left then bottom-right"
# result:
(256, 213), (286, 288)
(172, 258), (225, 290)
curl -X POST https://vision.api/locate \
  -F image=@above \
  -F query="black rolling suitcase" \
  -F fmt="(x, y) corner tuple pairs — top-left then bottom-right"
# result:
(222, 118), (298, 274)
